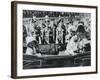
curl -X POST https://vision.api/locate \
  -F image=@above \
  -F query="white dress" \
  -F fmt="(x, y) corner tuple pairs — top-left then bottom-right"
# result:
(25, 36), (36, 55)
(65, 35), (79, 56)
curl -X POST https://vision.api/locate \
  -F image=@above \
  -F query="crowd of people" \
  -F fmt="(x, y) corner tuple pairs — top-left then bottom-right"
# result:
(23, 13), (91, 56)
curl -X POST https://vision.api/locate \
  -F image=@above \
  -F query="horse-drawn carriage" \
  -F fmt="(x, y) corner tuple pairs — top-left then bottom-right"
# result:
(23, 43), (91, 69)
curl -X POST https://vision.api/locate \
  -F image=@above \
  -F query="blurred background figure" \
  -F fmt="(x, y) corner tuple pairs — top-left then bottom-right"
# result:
(23, 25), (27, 54)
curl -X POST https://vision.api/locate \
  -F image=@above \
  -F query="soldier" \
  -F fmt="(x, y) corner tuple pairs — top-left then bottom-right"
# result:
(56, 19), (64, 44)
(43, 15), (51, 44)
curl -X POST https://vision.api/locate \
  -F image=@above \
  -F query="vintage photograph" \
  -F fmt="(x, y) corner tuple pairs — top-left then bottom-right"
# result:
(11, 1), (97, 78)
(23, 10), (91, 69)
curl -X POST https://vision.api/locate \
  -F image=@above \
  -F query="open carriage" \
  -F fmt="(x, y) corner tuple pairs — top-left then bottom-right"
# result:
(23, 42), (91, 69)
